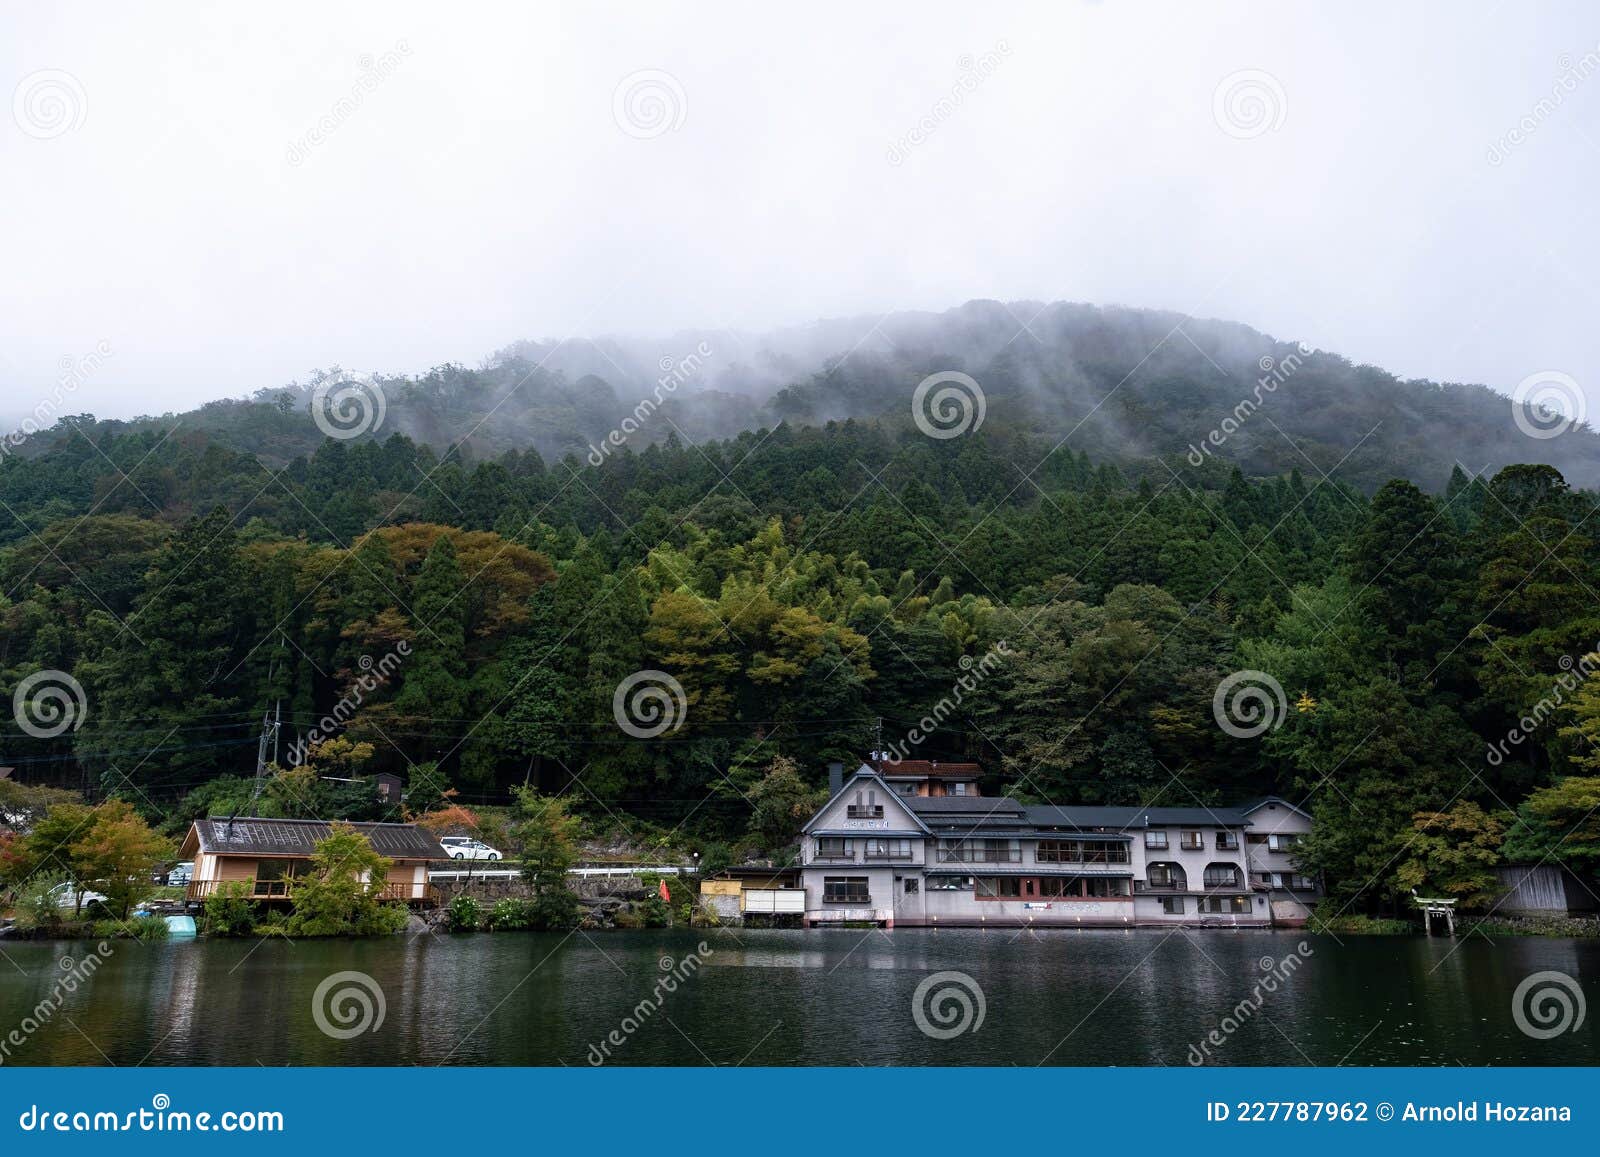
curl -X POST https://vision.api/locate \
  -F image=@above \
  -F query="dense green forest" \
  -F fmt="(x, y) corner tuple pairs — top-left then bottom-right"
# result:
(5, 316), (1600, 912)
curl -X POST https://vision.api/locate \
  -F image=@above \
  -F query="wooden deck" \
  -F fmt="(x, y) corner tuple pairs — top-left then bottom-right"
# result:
(187, 878), (437, 904)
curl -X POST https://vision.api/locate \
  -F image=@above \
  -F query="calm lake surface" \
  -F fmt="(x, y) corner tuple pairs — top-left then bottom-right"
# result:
(1, 928), (1594, 1066)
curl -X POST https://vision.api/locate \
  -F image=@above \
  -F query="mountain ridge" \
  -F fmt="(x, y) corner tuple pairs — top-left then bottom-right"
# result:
(8, 299), (1595, 492)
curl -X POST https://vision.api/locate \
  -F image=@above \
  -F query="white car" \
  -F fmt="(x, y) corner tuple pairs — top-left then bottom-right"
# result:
(49, 881), (109, 910)
(440, 837), (501, 861)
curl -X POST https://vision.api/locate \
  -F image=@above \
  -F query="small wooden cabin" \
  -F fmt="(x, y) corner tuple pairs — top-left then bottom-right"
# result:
(178, 816), (443, 905)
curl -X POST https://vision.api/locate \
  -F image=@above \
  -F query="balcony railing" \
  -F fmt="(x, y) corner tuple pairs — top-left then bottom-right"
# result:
(936, 849), (1022, 864)
(822, 892), (873, 905)
(863, 849), (914, 861)
(1038, 850), (1131, 865)
(1135, 879), (1186, 893)
(188, 878), (437, 903)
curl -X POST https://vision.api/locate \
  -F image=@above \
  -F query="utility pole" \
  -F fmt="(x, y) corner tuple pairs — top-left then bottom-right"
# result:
(251, 703), (281, 806)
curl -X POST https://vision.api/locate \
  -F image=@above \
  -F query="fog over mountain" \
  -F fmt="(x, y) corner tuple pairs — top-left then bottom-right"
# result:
(12, 299), (1598, 493)
(5, 3), (1596, 433)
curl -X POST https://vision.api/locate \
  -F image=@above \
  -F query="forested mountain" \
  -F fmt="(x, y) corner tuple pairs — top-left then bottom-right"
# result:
(3, 303), (1600, 912)
(13, 300), (1598, 491)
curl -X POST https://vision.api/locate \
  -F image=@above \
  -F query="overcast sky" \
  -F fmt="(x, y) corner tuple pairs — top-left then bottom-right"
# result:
(2, 1), (1596, 427)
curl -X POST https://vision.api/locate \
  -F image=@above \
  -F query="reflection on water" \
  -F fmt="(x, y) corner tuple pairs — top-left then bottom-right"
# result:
(0, 928), (1593, 1066)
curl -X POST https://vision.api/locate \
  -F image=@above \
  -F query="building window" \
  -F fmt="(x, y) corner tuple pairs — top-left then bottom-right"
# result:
(1291, 874), (1316, 891)
(1082, 877), (1130, 898)
(815, 837), (855, 860)
(938, 838), (1020, 864)
(1146, 864), (1177, 887)
(1144, 831), (1168, 850)
(1199, 895), (1251, 914)
(823, 877), (870, 904)
(254, 859), (302, 896)
(1202, 864), (1242, 889)
(926, 876), (969, 891)
(1161, 896), (1185, 915)
(952, 782), (968, 796)
(1082, 841), (1129, 864)
(864, 838), (912, 860)
(1216, 832), (1240, 850)
(1180, 831), (1204, 850)
(847, 790), (883, 819)
(1037, 840), (1076, 863)
(1267, 833), (1301, 853)
(904, 878), (919, 895)
(975, 877), (1022, 899)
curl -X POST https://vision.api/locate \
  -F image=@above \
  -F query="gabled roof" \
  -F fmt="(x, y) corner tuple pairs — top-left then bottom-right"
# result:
(801, 768), (931, 836)
(181, 817), (444, 861)
(1239, 796), (1313, 820)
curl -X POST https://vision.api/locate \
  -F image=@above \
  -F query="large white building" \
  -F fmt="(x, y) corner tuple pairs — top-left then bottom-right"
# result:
(796, 760), (1318, 929)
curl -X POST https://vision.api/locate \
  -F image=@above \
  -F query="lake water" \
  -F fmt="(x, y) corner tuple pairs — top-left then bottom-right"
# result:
(0, 927), (1594, 1066)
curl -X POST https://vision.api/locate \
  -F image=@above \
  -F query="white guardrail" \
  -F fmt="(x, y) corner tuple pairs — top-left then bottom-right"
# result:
(428, 864), (687, 881)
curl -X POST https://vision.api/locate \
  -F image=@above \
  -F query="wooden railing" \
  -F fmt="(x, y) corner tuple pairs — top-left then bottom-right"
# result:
(187, 879), (438, 903)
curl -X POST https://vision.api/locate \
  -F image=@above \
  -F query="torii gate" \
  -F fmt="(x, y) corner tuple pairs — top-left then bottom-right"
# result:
(1410, 888), (1458, 936)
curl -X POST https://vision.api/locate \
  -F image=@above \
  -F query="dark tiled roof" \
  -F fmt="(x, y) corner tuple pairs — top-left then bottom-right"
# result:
(1026, 805), (1253, 830)
(906, 796), (1022, 814)
(190, 817), (444, 860)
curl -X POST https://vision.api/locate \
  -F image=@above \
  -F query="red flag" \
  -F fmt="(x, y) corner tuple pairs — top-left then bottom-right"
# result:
(658, 879), (671, 902)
